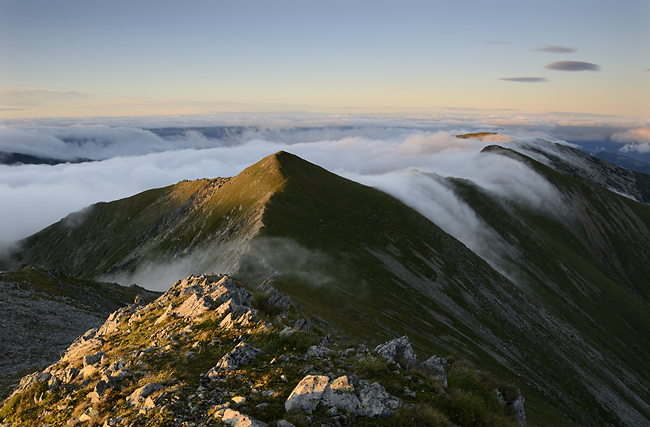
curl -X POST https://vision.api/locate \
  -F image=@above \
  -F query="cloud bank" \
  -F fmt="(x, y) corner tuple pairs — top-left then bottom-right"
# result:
(0, 119), (576, 288)
(612, 128), (650, 153)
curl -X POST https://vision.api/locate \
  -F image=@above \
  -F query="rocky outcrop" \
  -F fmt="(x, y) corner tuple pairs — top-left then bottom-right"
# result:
(221, 408), (268, 427)
(285, 374), (401, 417)
(207, 342), (264, 377)
(285, 375), (330, 412)
(1, 274), (525, 427)
(374, 335), (418, 370)
(126, 383), (165, 409)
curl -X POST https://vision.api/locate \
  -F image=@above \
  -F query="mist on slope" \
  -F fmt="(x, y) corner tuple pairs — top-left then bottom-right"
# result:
(1, 120), (571, 286)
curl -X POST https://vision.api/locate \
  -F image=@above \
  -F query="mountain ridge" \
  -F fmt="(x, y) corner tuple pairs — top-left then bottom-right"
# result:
(2, 147), (650, 425)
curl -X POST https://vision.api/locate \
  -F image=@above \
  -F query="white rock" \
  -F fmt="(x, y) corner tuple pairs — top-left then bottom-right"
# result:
(221, 408), (268, 427)
(83, 350), (107, 367)
(419, 355), (447, 376)
(374, 335), (418, 370)
(174, 293), (213, 319)
(126, 382), (164, 407)
(357, 381), (401, 417)
(207, 342), (263, 378)
(321, 375), (361, 414)
(78, 407), (99, 422)
(284, 375), (330, 413)
(513, 392), (526, 427)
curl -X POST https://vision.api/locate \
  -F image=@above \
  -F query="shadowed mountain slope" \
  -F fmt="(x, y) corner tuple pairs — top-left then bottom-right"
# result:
(4, 150), (650, 426)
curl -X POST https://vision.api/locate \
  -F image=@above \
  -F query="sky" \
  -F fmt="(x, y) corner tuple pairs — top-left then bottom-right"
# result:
(1, 0), (650, 287)
(0, 0), (649, 119)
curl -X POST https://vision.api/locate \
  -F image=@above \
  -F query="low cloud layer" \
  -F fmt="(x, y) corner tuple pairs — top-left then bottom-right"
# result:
(545, 61), (600, 72)
(4, 115), (648, 287)
(0, 119), (579, 288)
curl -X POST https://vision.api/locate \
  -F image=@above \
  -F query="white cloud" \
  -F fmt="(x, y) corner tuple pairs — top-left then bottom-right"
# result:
(612, 128), (650, 144)
(0, 118), (573, 284)
(620, 143), (650, 154)
(611, 128), (650, 154)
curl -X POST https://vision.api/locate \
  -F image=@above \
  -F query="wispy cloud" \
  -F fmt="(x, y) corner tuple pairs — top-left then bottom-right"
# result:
(545, 61), (600, 72)
(534, 45), (577, 53)
(499, 77), (549, 83)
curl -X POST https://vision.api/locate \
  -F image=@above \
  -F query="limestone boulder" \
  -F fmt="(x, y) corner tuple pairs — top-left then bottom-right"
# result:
(206, 342), (263, 378)
(285, 374), (401, 417)
(284, 375), (330, 413)
(221, 408), (268, 427)
(419, 355), (447, 376)
(374, 335), (418, 370)
(126, 382), (164, 408)
(83, 350), (107, 367)
(210, 277), (253, 307)
(321, 375), (361, 414)
(174, 293), (213, 319)
(513, 392), (526, 426)
(357, 381), (401, 417)
(62, 328), (103, 363)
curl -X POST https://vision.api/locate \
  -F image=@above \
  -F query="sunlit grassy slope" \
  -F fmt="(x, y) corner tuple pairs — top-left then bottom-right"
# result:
(4, 150), (650, 425)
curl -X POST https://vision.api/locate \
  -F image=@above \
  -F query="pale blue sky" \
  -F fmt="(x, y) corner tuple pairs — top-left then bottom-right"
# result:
(1, 0), (648, 118)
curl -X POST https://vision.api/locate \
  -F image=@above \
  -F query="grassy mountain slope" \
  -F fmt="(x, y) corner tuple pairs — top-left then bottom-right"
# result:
(7, 155), (289, 281)
(449, 147), (650, 424)
(238, 152), (650, 426)
(4, 150), (650, 425)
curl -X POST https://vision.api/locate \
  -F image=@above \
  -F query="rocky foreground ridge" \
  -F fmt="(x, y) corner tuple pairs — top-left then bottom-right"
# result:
(1, 274), (525, 426)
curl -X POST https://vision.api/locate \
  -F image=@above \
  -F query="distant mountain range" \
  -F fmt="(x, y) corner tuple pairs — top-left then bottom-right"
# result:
(0, 151), (91, 166)
(2, 137), (650, 425)
(591, 151), (650, 174)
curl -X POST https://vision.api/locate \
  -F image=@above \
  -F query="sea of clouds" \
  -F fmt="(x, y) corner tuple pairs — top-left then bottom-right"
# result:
(1, 115), (648, 285)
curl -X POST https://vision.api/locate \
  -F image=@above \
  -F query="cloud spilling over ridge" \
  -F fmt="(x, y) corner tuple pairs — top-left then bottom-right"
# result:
(0, 121), (573, 286)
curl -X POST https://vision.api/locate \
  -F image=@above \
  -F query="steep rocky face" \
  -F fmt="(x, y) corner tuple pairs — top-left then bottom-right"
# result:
(0, 267), (158, 399)
(1, 274), (525, 427)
